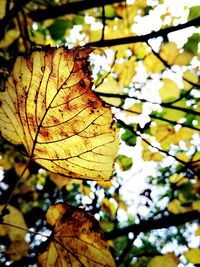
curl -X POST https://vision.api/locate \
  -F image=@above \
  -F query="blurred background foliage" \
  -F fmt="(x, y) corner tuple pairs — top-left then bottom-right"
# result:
(0, 0), (200, 266)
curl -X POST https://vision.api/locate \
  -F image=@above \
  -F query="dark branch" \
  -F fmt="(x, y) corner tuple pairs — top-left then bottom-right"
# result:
(0, 0), (30, 40)
(96, 92), (200, 116)
(105, 210), (200, 239)
(29, 0), (125, 21)
(87, 17), (200, 47)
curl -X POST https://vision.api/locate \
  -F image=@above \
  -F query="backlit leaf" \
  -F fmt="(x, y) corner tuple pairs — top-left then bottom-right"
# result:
(188, 6), (200, 20)
(184, 33), (200, 55)
(116, 154), (133, 171)
(38, 203), (116, 267)
(0, 205), (29, 260)
(184, 248), (200, 264)
(0, 46), (119, 181)
(160, 42), (179, 65)
(95, 79), (123, 106)
(147, 253), (179, 267)
(167, 199), (189, 214)
(159, 78), (180, 102)
(143, 54), (164, 73)
(183, 70), (199, 90)
(0, 205), (27, 240)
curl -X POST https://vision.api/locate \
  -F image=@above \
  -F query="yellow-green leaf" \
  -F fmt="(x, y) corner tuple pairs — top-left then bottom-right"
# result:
(38, 203), (116, 267)
(0, 47), (119, 181)
(159, 78), (180, 102)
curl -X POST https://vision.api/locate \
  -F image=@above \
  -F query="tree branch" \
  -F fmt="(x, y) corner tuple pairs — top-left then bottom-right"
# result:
(105, 210), (200, 239)
(0, 0), (30, 40)
(87, 17), (200, 47)
(29, 0), (125, 21)
(96, 92), (200, 116)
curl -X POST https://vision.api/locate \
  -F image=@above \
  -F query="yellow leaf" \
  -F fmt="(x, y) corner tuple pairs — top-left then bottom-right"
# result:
(131, 42), (149, 59)
(141, 140), (164, 162)
(159, 78), (180, 102)
(160, 42), (179, 65)
(196, 225), (200, 236)
(95, 79), (123, 106)
(14, 162), (30, 179)
(50, 173), (72, 189)
(175, 127), (196, 143)
(38, 203), (116, 267)
(147, 253), (179, 267)
(0, 205), (29, 260)
(113, 57), (138, 86)
(0, 0), (6, 19)
(184, 248), (200, 264)
(174, 51), (194, 66)
(97, 180), (113, 189)
(0, 205), (27, 241)
(0, 29), (20, 49)
(192, 200), (200, 212)
(168, 199), (189, 214)
(150, 124), (176, 149)
(143, 54), (164, 73)
(0, 47), (119, 181)
(0, 158), (12, 171)
(126, 102), (142, 117)
(176, 152), (190, 162)
(183, 70), (199, 90)
(169, 174), (188, 186)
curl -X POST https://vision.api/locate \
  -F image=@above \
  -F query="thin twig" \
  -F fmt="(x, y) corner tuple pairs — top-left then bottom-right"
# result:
(1, 222), (49, 238)
(87, 17), (200, 47)
(29, 0), (125, 21)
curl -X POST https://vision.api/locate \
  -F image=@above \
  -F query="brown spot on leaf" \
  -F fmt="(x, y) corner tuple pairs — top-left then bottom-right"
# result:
(52, 117), (60, 125)
(40, 128), (50, 138)
(60, 130), (68, 138)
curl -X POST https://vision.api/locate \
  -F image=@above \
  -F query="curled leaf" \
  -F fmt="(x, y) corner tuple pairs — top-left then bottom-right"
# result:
(38, 203), (116, 267)
(0, 46), (119, 180)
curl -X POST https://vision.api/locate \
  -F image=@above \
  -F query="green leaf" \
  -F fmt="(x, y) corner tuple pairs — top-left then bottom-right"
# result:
(116, 155), (133, 171)
(188, 6), (200, 20)
(121, 129), (137, 147)
(48, 19), (71, 40)
(184, 33), (200, 55)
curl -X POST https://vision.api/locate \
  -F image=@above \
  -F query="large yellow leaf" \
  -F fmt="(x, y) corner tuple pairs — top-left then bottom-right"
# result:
(38, 203), (116, 267)
(0, 47), (119, 180)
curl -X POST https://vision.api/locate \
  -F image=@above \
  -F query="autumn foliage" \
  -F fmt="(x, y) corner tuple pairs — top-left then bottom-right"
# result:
(0, 1), (200, 267)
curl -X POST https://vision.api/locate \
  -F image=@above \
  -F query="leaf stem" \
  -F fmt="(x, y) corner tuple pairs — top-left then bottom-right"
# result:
(1, 222), (49, 238)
